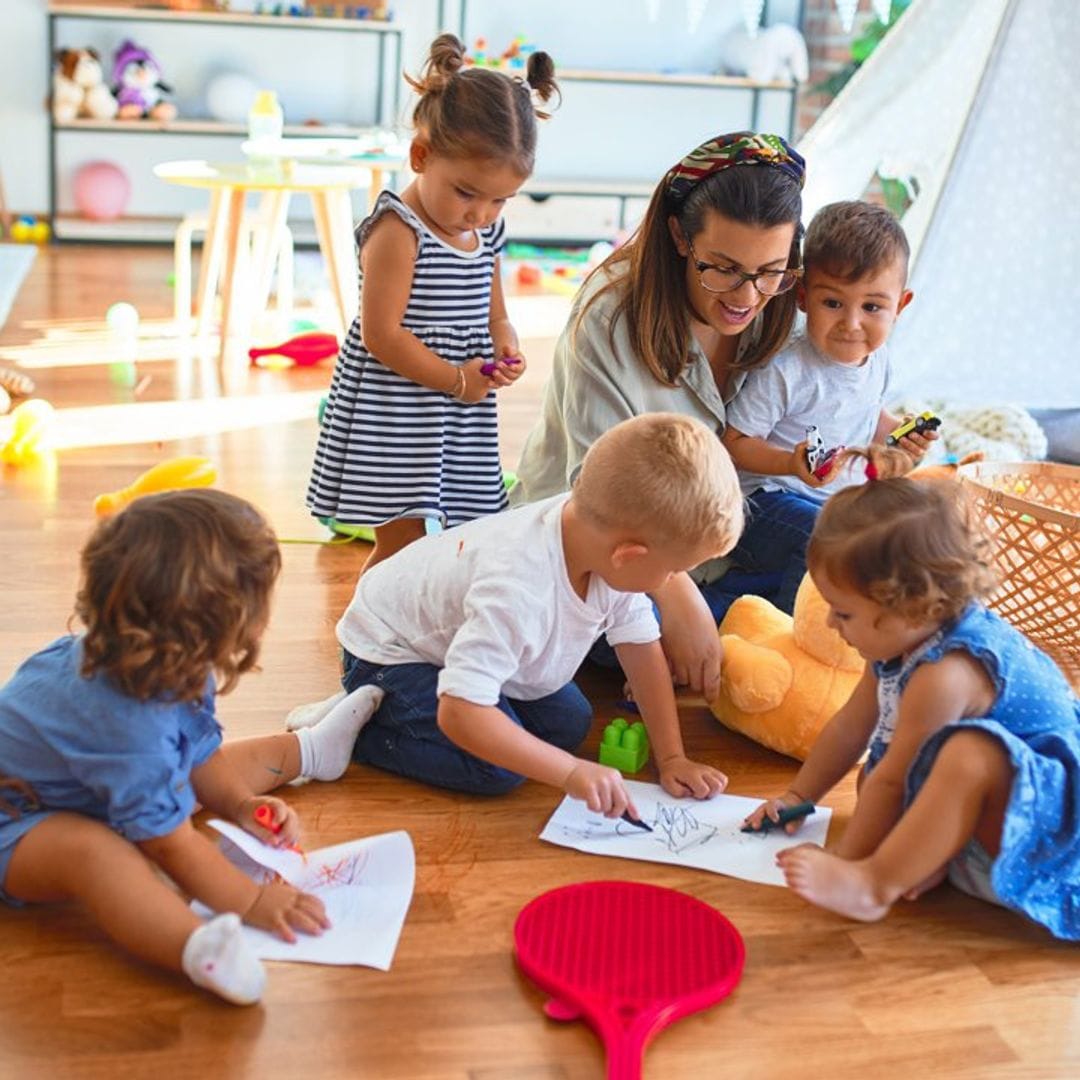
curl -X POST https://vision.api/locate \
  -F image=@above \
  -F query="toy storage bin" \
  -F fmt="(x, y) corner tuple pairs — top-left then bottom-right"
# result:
(958, 460), (1080, 688)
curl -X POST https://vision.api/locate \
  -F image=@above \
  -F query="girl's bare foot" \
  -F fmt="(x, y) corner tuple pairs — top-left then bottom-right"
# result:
(776, 843), (893, 922)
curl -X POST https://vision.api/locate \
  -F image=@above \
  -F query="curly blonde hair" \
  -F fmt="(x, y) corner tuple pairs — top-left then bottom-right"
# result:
(76, 489), (281, 703)
(808, 448), (998, 625)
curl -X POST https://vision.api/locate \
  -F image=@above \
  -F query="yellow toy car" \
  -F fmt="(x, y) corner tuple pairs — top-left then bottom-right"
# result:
(886, 410), (941, 446)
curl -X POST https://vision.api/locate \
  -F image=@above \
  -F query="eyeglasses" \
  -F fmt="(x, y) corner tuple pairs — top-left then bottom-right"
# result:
(685, 237), (801, 297)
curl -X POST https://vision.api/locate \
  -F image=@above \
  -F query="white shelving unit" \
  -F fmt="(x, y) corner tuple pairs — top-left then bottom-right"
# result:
(46, 2), (404, 241)
(440, 0), (802, 241)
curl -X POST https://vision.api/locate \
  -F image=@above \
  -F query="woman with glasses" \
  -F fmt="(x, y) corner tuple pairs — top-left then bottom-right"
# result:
(512, 132), (804, 699)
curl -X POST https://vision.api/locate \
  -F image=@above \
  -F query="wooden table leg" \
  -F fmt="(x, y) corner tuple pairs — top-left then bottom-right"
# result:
(249, 190), (291, 322)
(217, 186), (248, 375)
(195, 188), (226, 339)
(311, 189), (356, 337)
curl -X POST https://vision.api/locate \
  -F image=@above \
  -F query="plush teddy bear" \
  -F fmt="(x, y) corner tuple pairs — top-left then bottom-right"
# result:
(52, 47), (118, 122)
(111, 40), (177, 121)
(709, 574), (864, 761)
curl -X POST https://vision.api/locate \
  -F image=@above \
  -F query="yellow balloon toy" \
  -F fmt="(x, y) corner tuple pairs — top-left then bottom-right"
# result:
(1, 399), (55, 465)
(93, 456), (217, 516)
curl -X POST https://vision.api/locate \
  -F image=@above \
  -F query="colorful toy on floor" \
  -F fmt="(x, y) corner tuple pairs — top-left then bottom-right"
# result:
(514, 881), (744, 1079)
(249, 332), (339, 368)
(8, 216), (50, 244)
(598, 717), (650, 774)
(93, 456), (217, 517)
(709, 573), (863, 761)
(1, 399), (55, 466)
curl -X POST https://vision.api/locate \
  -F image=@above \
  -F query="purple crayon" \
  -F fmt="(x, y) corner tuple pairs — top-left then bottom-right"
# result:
(480, 357), (523, 376)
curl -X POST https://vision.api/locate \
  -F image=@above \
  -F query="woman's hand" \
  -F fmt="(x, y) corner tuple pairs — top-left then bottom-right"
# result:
(562, 760), (637, 819)
(237, 795), (300, 849)
(658, 755), (727, 799)
(243, 882), (331, 943)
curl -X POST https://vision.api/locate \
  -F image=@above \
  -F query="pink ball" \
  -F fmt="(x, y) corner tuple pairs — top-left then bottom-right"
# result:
(73, 161), (131, 221)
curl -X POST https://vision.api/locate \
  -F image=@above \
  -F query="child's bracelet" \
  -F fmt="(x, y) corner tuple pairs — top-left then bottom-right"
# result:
(446, 365), (467, 400)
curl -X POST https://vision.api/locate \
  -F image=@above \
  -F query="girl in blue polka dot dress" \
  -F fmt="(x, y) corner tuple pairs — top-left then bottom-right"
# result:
(746, 448), (1080, 939)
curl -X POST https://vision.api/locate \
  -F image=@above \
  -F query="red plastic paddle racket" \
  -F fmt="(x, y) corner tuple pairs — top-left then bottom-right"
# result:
(514, 881), (745, 1079)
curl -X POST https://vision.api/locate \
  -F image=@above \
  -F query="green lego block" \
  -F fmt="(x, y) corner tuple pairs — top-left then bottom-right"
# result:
(598, 717), (649, 774)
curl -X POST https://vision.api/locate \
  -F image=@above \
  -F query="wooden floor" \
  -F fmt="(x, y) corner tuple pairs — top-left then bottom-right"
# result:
(0, 245), (1077, 1079)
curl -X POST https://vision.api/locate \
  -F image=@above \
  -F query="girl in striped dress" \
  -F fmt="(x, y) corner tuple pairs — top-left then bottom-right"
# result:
(307, 33), (558, 569)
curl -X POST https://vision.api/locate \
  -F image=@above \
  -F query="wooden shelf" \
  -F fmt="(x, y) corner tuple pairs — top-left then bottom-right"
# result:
(47, 2), (399, 33)
(558, 67), (794, 92)
(55, 118), (369, 137)
(51, 213), (324, 244)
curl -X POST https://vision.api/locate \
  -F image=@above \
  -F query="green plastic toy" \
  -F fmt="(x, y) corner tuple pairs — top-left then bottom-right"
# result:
(598, 717), (650, 774)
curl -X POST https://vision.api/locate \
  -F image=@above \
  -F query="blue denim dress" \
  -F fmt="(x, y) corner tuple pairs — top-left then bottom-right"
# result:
(868, 605), (1080, 940)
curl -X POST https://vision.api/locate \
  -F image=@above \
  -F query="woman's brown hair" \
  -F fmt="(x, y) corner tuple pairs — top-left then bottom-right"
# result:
(580, 156), (803, 387)
(406, 33), (558, 175)
(808, 447), (998, 625)
(76, 489), (281, 704)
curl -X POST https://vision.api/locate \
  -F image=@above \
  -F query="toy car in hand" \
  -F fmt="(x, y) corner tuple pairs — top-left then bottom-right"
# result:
(805, 425), (844, 480)
(886, 411), (942, 446)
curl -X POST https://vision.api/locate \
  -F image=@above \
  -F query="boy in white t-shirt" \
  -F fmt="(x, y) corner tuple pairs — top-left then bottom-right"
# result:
(721, 200), (933, 614)
(292, 414), (741, 818)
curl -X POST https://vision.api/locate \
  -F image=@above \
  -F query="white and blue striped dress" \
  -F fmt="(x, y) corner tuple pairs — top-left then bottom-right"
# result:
(306, 191), (508, 528)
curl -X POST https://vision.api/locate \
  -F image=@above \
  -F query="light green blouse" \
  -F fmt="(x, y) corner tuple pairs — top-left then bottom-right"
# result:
(511, 269), (756, 584)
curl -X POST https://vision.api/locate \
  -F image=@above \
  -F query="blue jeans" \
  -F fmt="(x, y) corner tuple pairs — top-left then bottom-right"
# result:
(342, 652), (593, 795)
(586, 567), (782, 671)
(730, 488), (823, 614)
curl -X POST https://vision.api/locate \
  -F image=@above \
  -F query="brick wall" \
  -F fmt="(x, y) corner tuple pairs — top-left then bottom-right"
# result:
(795, 0), (877, 138)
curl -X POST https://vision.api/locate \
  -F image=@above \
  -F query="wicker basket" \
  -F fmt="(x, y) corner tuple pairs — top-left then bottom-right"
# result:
(958, 461), (1080, 687)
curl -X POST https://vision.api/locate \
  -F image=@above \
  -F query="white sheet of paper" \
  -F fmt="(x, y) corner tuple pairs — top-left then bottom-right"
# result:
(539, 780), (832, 887)
(195, 821), (415, 969)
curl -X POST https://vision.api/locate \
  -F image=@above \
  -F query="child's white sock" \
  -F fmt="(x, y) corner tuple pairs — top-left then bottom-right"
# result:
(295, 684), (385, 781)
(182, 913), (265, 1006)
(285, 690), (347, 731)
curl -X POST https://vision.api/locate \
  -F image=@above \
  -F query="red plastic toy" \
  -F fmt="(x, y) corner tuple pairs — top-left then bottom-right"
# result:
(514, 881), (745, 1079)
(248, 332), (339, 368)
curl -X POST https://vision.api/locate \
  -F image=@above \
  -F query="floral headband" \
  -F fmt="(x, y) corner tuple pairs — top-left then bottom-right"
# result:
(664, 132), (806, 205)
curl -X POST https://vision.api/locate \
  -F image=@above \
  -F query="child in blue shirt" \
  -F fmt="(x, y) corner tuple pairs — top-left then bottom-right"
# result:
(722, 201), (934, 613)
(0, 490), (372, 1004)
(747, 450), (1080, 939)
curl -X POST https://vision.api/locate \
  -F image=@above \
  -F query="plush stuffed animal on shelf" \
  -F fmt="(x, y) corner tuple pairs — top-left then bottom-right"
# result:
(709, 574), (863, 761)
(718, 23), (809, 84)
(52, 47), (118, 122)
(111, 40), (177, 121)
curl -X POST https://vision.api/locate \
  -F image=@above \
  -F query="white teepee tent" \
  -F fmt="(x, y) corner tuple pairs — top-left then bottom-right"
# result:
(796, 0), (1080, 409)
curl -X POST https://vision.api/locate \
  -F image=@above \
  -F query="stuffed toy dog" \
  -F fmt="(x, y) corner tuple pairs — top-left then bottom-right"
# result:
(52, 48), (118, 122)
